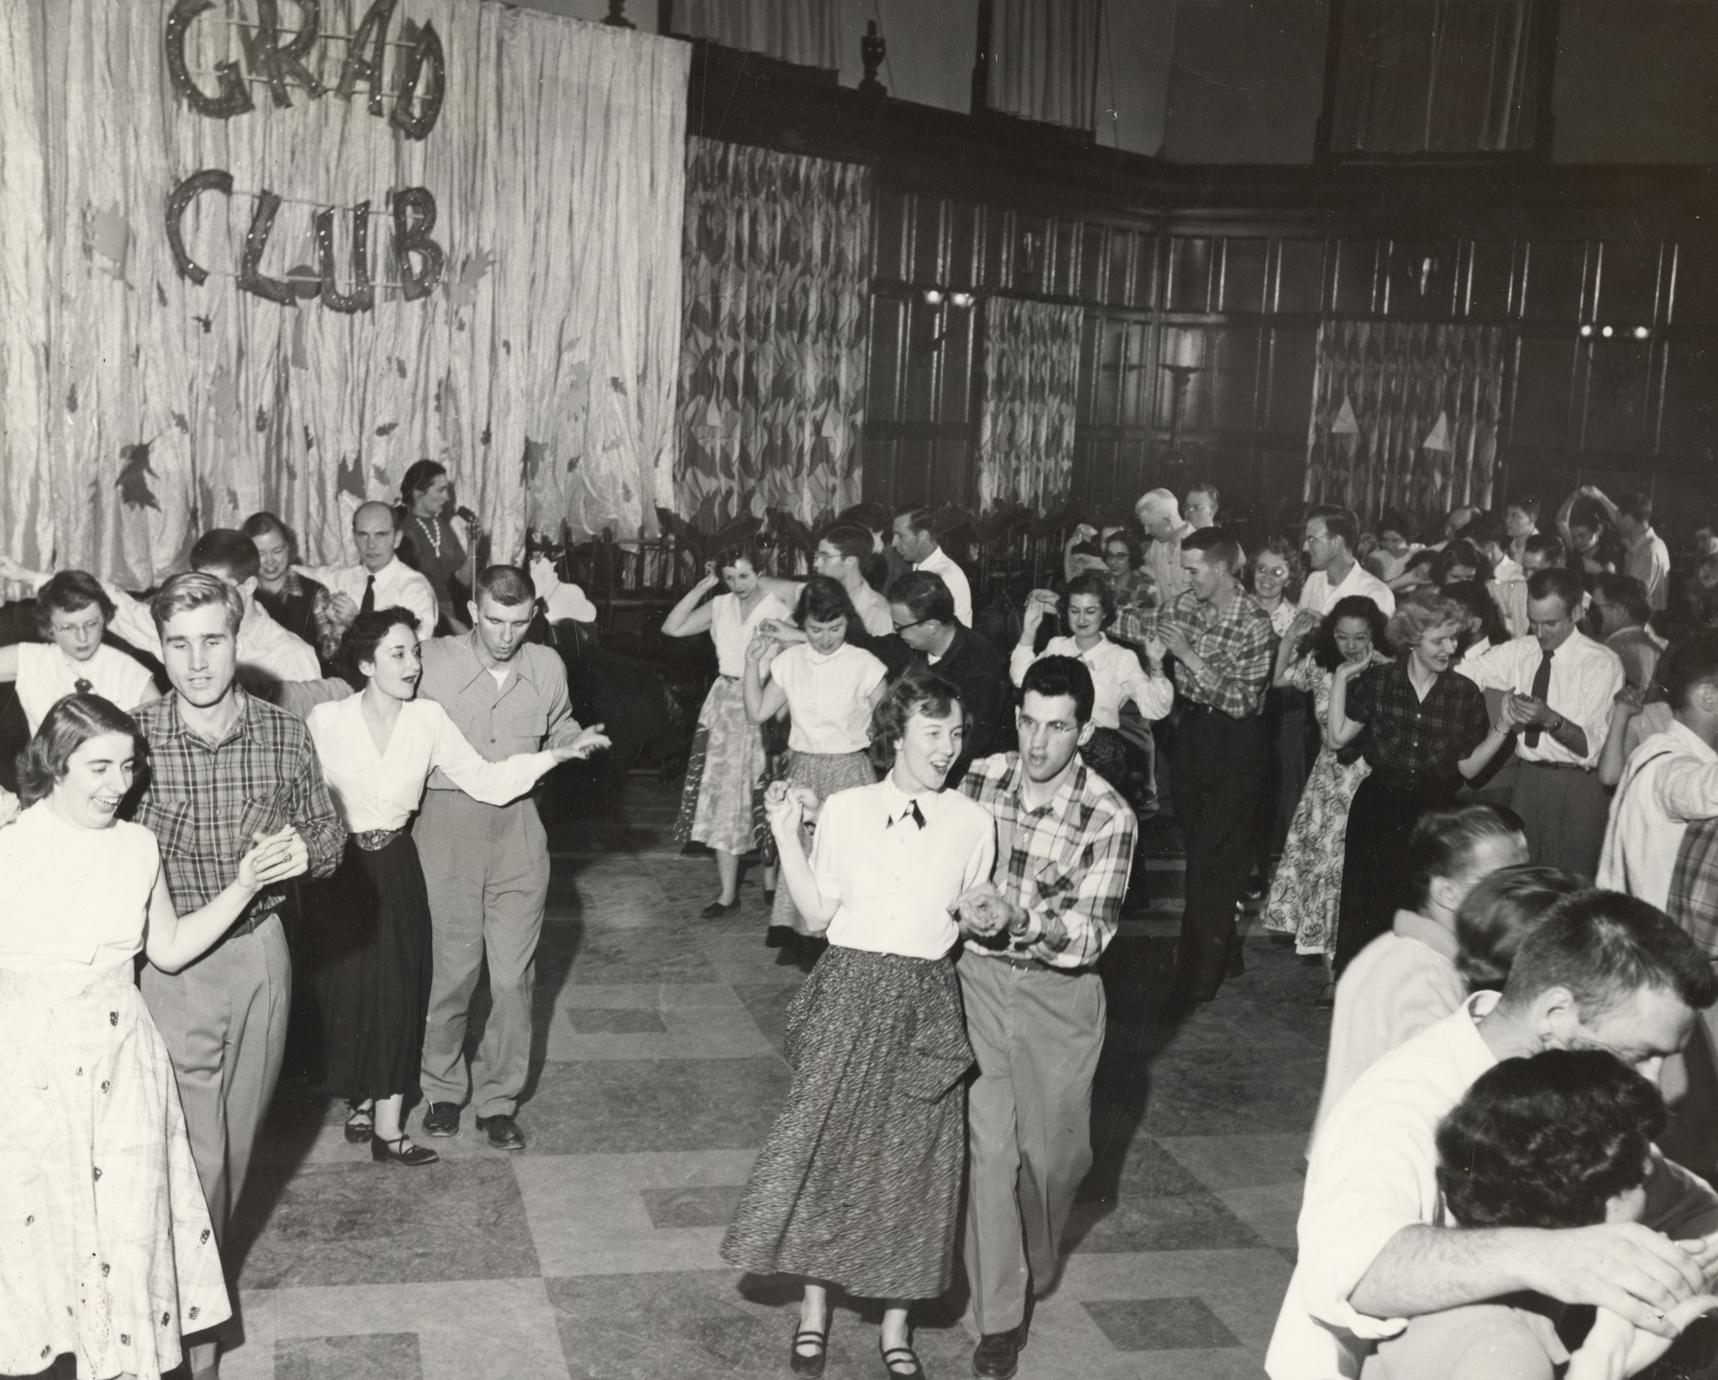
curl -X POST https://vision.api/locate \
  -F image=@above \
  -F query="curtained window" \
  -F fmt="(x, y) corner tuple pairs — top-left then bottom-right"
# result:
(985, 0), (1102, 132)
(1326, 0), (1548, 155)
(1304, 321), (1506, 523)
(676, 139), (871, 528)
(670, 0), (840, 71)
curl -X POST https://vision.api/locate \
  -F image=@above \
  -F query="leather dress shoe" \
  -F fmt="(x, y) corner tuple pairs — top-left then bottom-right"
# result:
(971, 1327), (1023, 1379)
(476, 1112), (526, 1150)
(422, 1101), (461, 1138)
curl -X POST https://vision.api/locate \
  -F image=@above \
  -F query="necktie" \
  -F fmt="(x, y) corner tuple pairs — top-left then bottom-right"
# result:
(1523, 646), (1554, 748)
(359, 575), (376, 617)
(891, 799), (927, 831)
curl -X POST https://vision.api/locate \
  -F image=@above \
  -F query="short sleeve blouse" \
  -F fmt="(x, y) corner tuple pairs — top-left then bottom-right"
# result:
(769, 643), (886, 753)
(17, 642), (157, 733)
(0, 803), (160, 971)
(709, 592), (790, 677)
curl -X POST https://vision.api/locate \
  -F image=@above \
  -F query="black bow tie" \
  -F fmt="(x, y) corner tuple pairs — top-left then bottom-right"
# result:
(74, 678), (93, 695)
(891, 799), (927, 831)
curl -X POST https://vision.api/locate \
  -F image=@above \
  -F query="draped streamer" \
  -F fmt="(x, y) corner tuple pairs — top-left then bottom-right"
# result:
(0, 0), (687, 583)
(1304, 321), (1506, 524)
(675, 138), (871, 529)
(977, 296), (1084, 513)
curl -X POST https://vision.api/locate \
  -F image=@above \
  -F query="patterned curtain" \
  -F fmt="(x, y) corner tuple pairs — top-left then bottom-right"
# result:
(989, 0), (1102, 131)
(977, 297), (1084, 513)
(676, 138), (871, 529)
(0, 0), (687, 582)
(1304, 321), (1506, 523)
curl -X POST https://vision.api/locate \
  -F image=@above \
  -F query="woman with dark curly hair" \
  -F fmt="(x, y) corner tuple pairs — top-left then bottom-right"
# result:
(722, 673), (999, 1379)
(1262, 596), (1390, 975)
(1328, 590), (1510, 975)
(1362, 1049), (1711, 1380)
(303, 609), (606, 1165)
(1441, 580), (1511, 667)
(396, 459), (471, 633)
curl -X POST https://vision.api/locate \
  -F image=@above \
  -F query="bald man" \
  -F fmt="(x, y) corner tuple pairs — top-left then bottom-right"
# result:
(296, 500), (438, 636)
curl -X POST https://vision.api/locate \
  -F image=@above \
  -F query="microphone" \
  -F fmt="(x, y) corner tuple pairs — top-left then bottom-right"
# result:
(455, 505), (480, 528)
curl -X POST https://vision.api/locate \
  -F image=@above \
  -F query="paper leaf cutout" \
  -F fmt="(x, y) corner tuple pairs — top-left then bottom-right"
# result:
(117, 443), (159, 510)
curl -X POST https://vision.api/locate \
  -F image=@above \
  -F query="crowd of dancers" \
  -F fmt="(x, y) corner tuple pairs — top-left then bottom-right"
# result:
(7, 472), (1718, 1380)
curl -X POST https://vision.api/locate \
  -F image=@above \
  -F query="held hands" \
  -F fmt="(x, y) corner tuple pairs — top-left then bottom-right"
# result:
(1569, 1297), (1718, 1380)
(1614, 683), (1647, 717)
(745, 633), (781, 670)
(1503, 690), (1555, 731)
(236, 826), (309, 892)
(1157, 623), (1194, 663)
(328, 591), (360, 625)
(1521, 1221), (1712, 1340)
(549, 722), (611, 761)
(954, 882), (1011, 939)
(763, 780), (820, 835)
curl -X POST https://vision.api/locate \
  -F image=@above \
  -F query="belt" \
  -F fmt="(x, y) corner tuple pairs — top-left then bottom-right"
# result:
(979, 950), (1087, 976)
(1519, 759), (1587, 772)
(353, 827), (404, 851)
(223, 909), (276, 943)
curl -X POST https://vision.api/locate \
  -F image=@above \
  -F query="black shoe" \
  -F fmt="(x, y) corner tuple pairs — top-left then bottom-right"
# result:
(343, 1104), (373, 1144)
(371, 1133), (439, 1166)
(476, 1112), (526, 1150)
(882, 1339), (925, 1379)
(422, 1101), (461, 1138)
(972, 1327), (1023, 1380)
(763, 889), (776, 908)
(699, 899), (738, 918)
(789, 1321), (829, 1377)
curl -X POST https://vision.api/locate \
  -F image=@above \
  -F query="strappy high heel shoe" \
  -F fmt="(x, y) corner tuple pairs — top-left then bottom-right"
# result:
(371, 1132), (439, 1167)
(789, 1317), (829, 1377)
(344, 1103), (374, 1144)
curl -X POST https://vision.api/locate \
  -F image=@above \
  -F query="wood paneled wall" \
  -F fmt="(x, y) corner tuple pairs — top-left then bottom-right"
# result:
(866, 188), (1718, 542)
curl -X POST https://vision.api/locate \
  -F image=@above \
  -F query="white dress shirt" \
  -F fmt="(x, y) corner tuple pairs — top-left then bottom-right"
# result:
(1598, 719), (1718, 910)
(1300, 561), (1396, 618)
(916, 545), (973, 627)
(1310, 912), (1465, 1144)
(810, 776), (996, 960)
(107, 585), (321, 684)
(1627, 529), (1672, 611)
(1458, 631), (1623, 768)
(1008, 634), (1173, 730)
(1268, 992), (1718, 1380)
(306, 694), (557, 831)
(15, 642), (158, 732)
(298, 555), (438, 635)
(766, 642), (886, 754)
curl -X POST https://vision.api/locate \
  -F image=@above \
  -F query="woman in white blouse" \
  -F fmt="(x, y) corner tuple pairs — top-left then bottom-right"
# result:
(744, 576), (888, 939)
(305, 609), (607, 1165)
(721, 672), (1000, 1380)
(1011, 572), (1170, 794)
(0, 570), (157, 731)
(0, 693), (303, 1378)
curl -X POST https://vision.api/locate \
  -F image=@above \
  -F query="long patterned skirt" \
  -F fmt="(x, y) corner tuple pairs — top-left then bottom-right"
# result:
(675, 677), (765, 856)
(0, 965), (231, 1378)
(721, 946), (971, 1299)
(770, 749), (877, 934)
(1260, 747), (1371, 956)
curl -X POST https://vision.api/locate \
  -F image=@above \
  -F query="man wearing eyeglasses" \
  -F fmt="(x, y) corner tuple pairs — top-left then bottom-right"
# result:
(879, 570), (1007, 784)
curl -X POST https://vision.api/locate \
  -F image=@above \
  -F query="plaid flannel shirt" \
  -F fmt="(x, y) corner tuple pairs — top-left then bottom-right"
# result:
(1159, 588), (1273, 720)
(130, 689), (345, 918)
(1670, 818), (1718, 960)
(959, 752), (1137, 970)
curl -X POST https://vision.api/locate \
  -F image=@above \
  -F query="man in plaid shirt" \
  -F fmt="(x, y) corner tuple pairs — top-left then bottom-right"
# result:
(128, 572), (344, 1380)
(1157, 527), (1273, 1004)
(957, 656), (1137, 1380)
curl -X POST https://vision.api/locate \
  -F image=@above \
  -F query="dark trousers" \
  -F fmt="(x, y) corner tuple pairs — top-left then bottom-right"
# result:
(1171, 707), (1268, 997)
(1334, 773), (1458, 976)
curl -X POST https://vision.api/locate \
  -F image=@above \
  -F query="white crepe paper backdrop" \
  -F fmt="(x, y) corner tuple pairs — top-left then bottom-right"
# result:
(0, 0), (688, 583)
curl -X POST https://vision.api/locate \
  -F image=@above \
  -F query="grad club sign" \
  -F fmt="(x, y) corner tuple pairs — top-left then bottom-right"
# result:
(163, 0), (448, 312)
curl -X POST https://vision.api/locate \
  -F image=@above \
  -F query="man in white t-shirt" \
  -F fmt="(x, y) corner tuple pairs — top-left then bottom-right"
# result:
(892, 506), (973, 626)
(1300, 506), (1395, 617)
(1269, 889), (1718, 1380)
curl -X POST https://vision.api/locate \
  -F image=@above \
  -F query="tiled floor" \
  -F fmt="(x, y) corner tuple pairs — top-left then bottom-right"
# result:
(215, 778), (1326, 1380)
